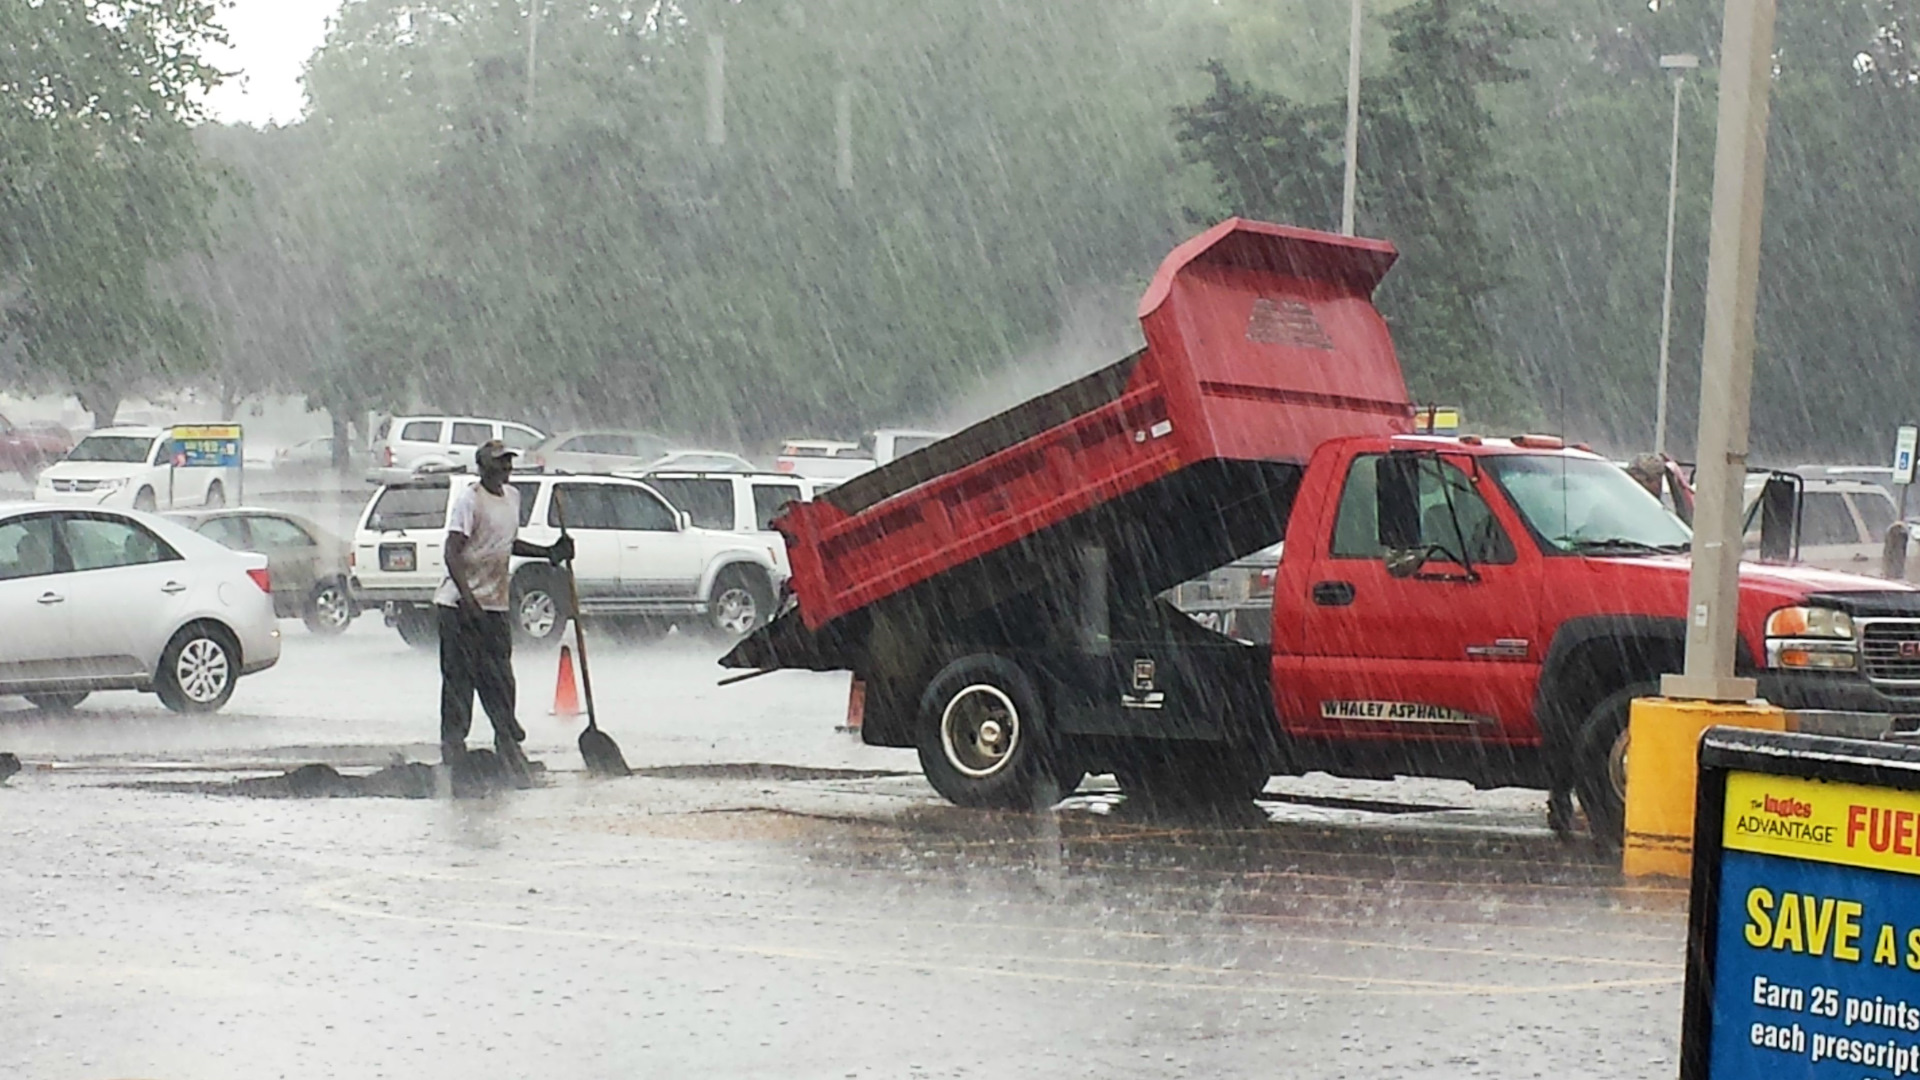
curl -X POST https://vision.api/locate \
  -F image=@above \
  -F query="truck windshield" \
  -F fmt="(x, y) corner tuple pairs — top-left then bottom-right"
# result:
(1485, 455), (1692, 555)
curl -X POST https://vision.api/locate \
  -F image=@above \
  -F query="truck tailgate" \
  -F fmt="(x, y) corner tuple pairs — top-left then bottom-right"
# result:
(773, 218), (1412, 633)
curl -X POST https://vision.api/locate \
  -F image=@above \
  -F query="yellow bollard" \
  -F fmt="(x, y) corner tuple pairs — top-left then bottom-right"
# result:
(1621, 696), (1787, 879)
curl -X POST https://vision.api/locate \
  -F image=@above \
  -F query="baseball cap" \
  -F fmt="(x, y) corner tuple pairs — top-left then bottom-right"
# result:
(475, 439), (518, 467)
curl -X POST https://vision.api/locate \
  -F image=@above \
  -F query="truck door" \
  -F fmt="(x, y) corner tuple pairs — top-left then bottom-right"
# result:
(1278, 452), (1543, 745)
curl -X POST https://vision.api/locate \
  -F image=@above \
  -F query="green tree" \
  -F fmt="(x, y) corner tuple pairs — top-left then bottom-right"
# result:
(0, 0), (228, 426)
(1175, 0), (1535, 421)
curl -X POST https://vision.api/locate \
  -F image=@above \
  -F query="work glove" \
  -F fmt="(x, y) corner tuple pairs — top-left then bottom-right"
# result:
(548, 535), (575, 566)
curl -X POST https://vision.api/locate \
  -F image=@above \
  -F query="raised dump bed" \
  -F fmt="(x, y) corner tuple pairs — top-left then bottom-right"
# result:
(767, 219), (1414, 647)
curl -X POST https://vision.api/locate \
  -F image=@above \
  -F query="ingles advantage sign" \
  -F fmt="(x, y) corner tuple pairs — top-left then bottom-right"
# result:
(1684, 730), (1920, 1079)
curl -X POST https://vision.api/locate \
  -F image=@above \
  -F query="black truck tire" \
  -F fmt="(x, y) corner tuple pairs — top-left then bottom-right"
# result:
(915, 654), (1072, 809)
(1573, 683), (1657, 851)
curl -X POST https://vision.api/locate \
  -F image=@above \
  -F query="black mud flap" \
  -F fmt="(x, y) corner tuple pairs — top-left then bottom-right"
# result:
(720, 606), (863, 672)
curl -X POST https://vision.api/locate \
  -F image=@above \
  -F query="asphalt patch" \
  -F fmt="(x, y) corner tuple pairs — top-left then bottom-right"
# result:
(130, 753), (547, 799)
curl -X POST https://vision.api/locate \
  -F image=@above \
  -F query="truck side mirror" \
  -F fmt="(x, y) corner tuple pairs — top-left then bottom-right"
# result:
(1757, 473), (1800, 564)
(1375, 454), (1423, 574)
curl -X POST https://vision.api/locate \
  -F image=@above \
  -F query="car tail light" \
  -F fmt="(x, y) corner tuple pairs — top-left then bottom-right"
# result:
(776, 459), (795, 473)
(382, 446), (394, 467)
(247, 567), (272, 593)
(1253, 567), (1277, 597)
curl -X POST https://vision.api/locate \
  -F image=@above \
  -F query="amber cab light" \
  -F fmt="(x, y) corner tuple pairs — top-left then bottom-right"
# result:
(1510, 434), (1565, 449)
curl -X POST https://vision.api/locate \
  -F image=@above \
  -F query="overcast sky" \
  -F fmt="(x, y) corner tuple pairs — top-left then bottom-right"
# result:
(202, 0), (346, 126)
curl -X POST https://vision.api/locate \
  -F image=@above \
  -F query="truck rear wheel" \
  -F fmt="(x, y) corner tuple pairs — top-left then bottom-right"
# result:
(1573, 683), (1655, 851)
(915, 655), (1073, 809)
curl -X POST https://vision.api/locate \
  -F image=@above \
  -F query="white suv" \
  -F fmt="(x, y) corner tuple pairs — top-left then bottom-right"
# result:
(370, 416), (546, 479)
(352, 473), (787, 646)
(634, 470), (825, 578)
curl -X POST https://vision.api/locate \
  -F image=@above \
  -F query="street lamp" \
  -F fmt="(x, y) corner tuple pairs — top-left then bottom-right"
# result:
(1653, 52), (1699, 455)
(1341, 0), (1363, 235)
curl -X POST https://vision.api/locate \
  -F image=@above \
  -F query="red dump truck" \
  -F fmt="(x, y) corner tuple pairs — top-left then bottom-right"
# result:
(724, 219), (1920, 844)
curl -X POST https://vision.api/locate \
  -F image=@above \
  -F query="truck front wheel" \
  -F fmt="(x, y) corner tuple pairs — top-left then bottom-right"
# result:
(1573, 683), (1656, 851)
(916, 655), (1071, 809)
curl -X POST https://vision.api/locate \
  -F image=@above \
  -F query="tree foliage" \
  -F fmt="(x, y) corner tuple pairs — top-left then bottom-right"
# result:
(0, 0), (227, 426)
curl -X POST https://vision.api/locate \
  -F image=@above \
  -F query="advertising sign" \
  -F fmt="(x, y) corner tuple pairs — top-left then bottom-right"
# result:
(169, 424), (243, 469)
(1683, 729), (1920, 1079)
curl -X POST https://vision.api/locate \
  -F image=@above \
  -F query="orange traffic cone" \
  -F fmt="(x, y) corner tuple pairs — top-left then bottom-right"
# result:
(551, 642), (582, 719)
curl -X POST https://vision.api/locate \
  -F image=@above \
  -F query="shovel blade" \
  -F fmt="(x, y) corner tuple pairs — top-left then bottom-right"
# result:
(579, 726), (631, 778)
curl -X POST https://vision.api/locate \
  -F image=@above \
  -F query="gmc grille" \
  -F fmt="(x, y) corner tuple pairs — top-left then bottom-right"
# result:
(1861, 619), (1920, 684)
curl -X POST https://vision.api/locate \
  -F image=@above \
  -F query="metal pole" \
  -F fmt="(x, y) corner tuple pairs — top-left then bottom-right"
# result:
(1662, 0), (1777, 704)
(1340, 0), (1363, 236)
(1654, 72), (1685, 455)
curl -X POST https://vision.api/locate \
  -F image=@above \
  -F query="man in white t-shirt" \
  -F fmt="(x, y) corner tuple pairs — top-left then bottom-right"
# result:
(437, 439), (573, 784)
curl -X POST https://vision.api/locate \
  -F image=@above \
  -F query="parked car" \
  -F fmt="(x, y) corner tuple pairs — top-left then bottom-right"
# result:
(352, 473), (788, 647)
(774, 430), (951, 481)
(0, 413), (74, 480)
(1743, 475), (1907, 575)
(369, 416), (546, 479)
(35, 427), (231, 512)
(634, 449), (759, 474)
(272, 436), (363, 475)
(0, 503), (280, 712)
(1167, 542), (1283, 644)
(527, 429), (675, 474)
(166, 509), (357, 634)
(775, 439), (869, 480)
(633, 470), (825, 578)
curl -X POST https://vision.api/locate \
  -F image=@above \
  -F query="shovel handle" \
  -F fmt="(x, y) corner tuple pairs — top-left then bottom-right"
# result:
(551, 487), (598, 731)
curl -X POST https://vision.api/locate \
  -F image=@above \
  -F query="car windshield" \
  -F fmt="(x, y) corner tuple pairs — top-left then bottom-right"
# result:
(1485, 454), (1692, 555)
(66, 434), (155, 464)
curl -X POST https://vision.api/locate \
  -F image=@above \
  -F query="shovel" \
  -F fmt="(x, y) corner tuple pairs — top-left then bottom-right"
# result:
(551, 489), (631, 778)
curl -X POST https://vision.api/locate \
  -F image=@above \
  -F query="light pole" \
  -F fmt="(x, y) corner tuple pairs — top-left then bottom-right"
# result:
(1340, 0), (1363, 236)
(1653, 53), (1699, 455)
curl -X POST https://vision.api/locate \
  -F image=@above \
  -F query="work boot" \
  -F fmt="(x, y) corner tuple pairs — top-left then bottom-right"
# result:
(494, 733), (534, 790)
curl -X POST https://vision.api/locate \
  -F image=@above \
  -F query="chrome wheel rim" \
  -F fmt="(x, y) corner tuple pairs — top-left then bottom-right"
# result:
(714, 587), (758, 635)
(314, 586), (351, 629)
(519, 590), (557, 637)
(941, 684), (1020, 778)
(176, 637), (231, 703)
(1608, 728), (1630, 802)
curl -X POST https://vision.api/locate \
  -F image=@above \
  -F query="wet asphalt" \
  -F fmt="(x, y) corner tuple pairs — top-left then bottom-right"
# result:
(0, 616), (1688, 1079)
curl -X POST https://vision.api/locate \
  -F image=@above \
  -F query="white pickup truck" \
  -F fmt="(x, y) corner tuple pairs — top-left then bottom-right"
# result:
(352, 472), (787, 645)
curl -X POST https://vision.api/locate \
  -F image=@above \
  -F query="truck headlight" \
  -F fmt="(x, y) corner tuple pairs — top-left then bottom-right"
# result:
(1766, 606), (1857, 670)
(1766, 606), (1855, 640)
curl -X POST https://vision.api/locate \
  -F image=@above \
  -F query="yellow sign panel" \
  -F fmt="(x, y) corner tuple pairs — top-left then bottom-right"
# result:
(1724, 770), (1920, 877)
(171, 424), (242, 441)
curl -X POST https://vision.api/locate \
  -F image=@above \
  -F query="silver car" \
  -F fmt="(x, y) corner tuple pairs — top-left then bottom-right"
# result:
(526, 429), (674, 474)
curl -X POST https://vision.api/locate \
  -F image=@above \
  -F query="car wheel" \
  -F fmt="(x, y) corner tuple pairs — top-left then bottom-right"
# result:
(1573, 683), (1658, 851)
(915, 654), (1071, 809)
(302, 580), (355, 635)
(133, 487), (157, 512)
(204, 481), (225, 508)
(706, 567), (773, 638)
(24, 692), (89, 712)
(511, 570), (570, 648)
(156, 623), (239, 713)
(393, 608), (439, 649)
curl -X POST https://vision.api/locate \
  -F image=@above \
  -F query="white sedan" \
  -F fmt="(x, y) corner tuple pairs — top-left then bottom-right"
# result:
(0, 504), (281, 712)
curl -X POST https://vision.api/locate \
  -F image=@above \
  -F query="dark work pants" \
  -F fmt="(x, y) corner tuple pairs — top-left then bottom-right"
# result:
(438, 606), (525, 762)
